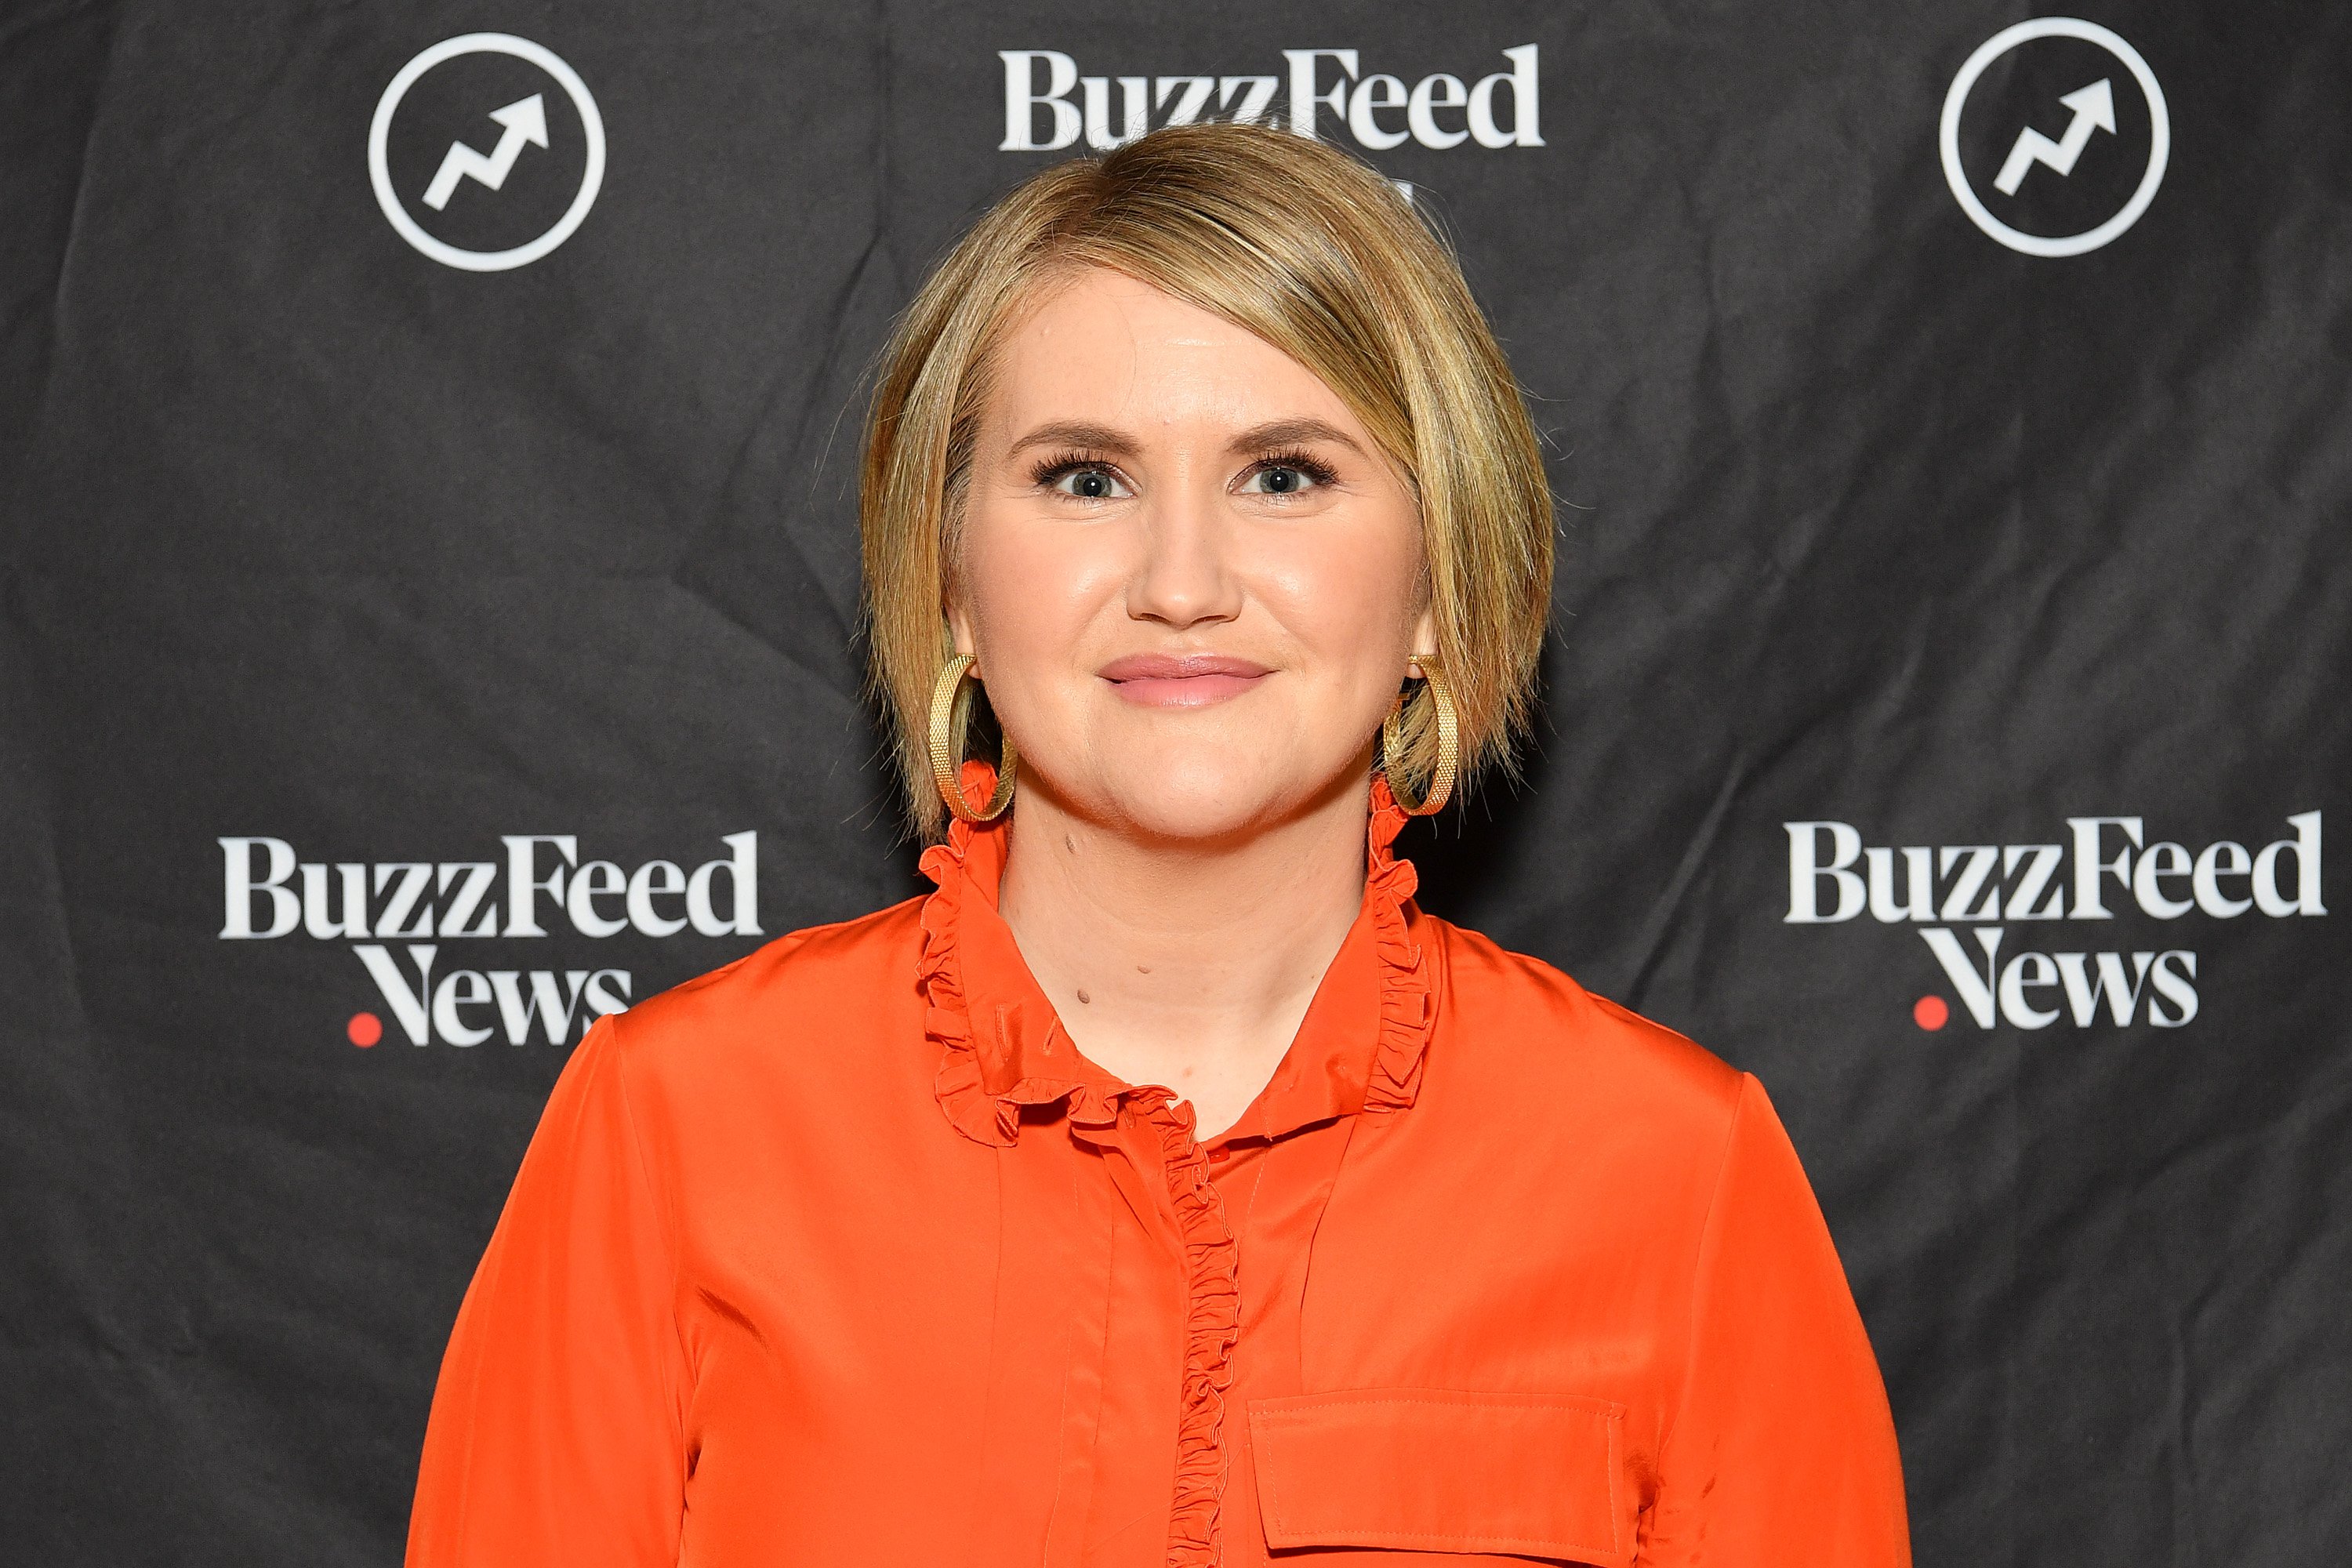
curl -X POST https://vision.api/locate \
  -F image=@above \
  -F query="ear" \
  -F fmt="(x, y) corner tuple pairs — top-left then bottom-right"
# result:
(945, 598), (978, 662)
(1406, 605), (1439, 678)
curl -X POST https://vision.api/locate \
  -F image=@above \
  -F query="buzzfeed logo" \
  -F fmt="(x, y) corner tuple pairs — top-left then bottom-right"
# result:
(217, 832), (758, 1047)
(998, 45), (1541, 154)
(1784, 813), (2324, 1030)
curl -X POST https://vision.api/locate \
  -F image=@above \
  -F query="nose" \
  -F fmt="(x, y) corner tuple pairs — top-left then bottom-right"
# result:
(1126, 478), (1243, 630)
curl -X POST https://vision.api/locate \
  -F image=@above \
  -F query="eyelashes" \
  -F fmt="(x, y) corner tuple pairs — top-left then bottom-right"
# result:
(1028, 448), (1117, 489)
(1250, 448), (1340, 489)
(1026, 448), (1340, 493)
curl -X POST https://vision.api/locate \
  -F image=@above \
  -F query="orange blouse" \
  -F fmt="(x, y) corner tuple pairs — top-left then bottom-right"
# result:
(406, 782), (1910, 1567)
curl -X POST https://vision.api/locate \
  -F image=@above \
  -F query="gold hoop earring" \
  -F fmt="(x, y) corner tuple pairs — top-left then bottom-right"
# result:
(1381, 654), (1460, 817)
(928, 654), (1018, 824)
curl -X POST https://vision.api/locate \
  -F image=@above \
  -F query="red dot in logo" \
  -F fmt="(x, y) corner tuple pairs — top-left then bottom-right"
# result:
(1913, 996), (1950, 1032)
(347, 1012), (383, 1047)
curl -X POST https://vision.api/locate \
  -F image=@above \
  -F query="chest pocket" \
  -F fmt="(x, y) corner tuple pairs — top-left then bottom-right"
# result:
(1246, 1389), (1633, 1566)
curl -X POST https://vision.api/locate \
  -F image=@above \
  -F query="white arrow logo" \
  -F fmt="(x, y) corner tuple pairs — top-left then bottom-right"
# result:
(421, 93), (550, 211)
(1992, 78), (2115, 195)
(371, 35), (604, 271)
(1940, 20), (2168, 258)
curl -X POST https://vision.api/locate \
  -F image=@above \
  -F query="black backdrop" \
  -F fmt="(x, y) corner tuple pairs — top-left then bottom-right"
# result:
(3, 2), (2347, 1563)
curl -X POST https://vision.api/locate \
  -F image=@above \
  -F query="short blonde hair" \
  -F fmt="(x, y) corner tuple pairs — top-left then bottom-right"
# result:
(861, 122), (1553, 839)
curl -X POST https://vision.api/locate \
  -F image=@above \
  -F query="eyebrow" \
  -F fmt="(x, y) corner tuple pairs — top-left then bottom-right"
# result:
(1005, 420), (1141, 459)
(1003, 416), (1369, 461)
(1227, 418), (1368, 459)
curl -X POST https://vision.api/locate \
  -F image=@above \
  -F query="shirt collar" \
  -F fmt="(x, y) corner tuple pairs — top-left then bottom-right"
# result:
(919, 767), (1436, 1149)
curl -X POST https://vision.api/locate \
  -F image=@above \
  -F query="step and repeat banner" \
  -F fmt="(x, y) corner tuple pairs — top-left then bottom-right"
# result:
(2, 2), (2345, 1563)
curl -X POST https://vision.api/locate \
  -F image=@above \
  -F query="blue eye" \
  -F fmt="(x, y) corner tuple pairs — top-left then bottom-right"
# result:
(1240, 451), (1338, 495)
(1054, 468), (1124, 499)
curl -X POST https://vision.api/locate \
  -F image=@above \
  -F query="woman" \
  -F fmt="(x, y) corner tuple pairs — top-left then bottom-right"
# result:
(405, 123), (1909, 1567)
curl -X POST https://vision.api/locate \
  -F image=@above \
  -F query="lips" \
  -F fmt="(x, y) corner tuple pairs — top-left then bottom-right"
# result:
(1098, 652), (1272, 707)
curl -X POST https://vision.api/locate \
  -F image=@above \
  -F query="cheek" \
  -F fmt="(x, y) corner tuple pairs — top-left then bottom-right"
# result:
(1259, 515), (1425, 673)
(960, 512), (1124, 673)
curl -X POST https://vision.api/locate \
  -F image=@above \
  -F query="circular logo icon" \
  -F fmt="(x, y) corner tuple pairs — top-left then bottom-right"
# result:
(369, 34), (604, 271)
(1940, 19), (2167, 258)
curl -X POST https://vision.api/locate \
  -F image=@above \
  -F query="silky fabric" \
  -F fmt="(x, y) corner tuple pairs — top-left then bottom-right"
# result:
(405, 779), (1911, 1567)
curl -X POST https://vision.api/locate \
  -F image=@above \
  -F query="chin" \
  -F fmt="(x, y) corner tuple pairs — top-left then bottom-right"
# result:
(1091, 750), (1341, 844)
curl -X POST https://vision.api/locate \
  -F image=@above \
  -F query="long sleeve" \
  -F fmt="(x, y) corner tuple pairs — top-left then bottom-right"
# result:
(405, 1014), (687, 1568)
(1639, 1072), (1911, 1566)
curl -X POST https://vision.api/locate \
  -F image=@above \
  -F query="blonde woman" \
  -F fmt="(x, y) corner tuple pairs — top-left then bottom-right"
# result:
(406, 123), (1909, 1568)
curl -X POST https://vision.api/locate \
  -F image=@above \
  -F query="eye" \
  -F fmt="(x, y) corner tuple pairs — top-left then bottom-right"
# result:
(1239, 452), (1338, 496)
(1051, 466), (1129, 500)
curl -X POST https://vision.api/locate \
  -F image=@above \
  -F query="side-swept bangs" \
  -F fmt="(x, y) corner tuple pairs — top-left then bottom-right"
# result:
(862, 122), (1553, 838)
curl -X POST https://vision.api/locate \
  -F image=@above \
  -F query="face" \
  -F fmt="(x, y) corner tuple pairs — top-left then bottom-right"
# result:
(949, 267), (1432, 844)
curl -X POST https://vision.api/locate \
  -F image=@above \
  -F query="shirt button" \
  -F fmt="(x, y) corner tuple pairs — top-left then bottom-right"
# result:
(1207, 1147), (1232, 1165)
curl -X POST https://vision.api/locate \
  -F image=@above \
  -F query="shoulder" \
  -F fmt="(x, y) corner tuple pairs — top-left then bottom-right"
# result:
(547, 896), (978, 1252)
(597, 895), (930, 1093)
(1426, 915), (1748, 1138)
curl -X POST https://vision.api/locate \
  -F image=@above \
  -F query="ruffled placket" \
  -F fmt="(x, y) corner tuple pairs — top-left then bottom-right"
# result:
(918, 768), (1437, 1567)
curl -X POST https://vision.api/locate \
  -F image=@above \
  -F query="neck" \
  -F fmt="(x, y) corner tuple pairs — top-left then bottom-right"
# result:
(994, 770), (1373, 1140)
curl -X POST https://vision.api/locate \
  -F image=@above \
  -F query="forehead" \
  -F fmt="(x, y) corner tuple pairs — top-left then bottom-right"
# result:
(982, 267), (1357, 435)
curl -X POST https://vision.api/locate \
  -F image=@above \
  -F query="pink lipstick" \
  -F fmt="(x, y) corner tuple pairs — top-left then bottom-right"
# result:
(1098, 653), (1272, 707)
